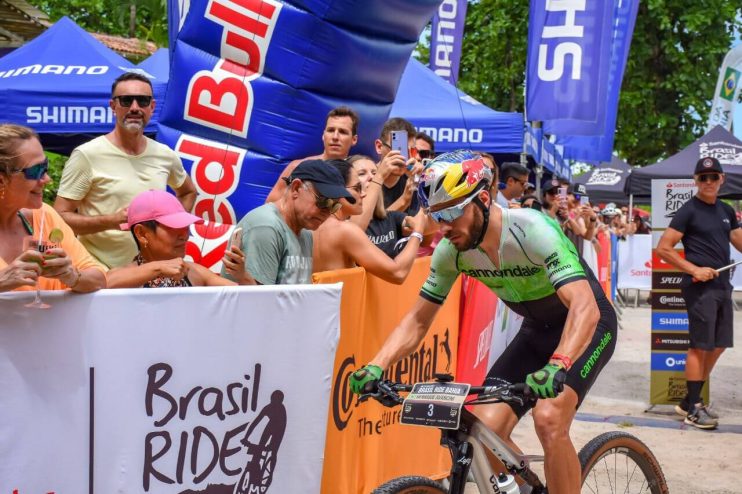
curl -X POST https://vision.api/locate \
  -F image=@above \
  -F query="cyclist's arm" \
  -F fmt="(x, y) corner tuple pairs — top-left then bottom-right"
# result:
(368, 296), (442, 370)
(552, 279), (600, 364)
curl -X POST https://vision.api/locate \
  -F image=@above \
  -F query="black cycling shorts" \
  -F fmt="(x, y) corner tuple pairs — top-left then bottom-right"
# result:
(485, 297), (617, 418)
(681, 284), (733, 350)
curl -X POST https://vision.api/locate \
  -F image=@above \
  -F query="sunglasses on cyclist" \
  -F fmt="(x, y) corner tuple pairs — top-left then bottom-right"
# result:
(16, 158), (49, 180)
(303, 183), (342, 213)
(428, 194), (478, 223)
(696, 173), (721, 183)
(113, 94), (153, 107)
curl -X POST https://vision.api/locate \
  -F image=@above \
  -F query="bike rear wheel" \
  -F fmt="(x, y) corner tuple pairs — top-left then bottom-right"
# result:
(579, 431), (669, 494)
(372, 475), (447, 494)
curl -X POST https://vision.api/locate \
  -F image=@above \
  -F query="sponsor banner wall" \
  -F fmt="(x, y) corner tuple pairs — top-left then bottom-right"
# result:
(313, 258), (459, 494)
(616, 234), (651, 290)
(649, 178), (698, 405)
(0, 285), (341, 494)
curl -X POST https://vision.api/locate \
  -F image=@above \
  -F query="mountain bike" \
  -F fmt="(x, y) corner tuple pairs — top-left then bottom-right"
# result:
(361, 375), (668, 494)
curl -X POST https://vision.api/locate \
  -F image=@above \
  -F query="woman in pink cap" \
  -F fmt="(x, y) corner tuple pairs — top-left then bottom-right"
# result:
(107, 190), (254, 287)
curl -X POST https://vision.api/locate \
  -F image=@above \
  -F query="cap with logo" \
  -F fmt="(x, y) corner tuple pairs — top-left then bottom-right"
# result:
(288, 159), (355, 202)
(568, 183), (587, 196)
(694, 156), (723, 175)
(121, 189), (204, 230)
(542, 177), (562, 192)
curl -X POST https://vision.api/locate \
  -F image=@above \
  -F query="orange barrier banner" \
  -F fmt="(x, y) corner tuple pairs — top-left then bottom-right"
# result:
(314, 258), (461, 494)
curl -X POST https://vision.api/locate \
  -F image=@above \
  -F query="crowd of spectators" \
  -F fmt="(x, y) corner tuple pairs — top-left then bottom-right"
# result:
(0, 71), (657, 296)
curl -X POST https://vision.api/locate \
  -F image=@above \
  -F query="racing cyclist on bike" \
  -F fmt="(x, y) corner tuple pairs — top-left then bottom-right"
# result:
(350, 151), (617, 494)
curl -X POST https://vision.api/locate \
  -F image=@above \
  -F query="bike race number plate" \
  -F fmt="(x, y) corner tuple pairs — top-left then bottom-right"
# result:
(401, 382), (471, 430)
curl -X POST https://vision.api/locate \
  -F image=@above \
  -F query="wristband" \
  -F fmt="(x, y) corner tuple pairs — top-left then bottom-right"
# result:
(409, 232), (424, 242)
(550, 353), (573, 371)
(67, 268), (82, 290)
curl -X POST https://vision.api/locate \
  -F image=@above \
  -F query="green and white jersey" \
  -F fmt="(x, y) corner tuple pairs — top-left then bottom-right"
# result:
(421, 208), (595, 320)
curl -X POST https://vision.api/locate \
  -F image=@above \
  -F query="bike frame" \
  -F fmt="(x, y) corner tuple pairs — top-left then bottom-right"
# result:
(439, 407), (546, 494)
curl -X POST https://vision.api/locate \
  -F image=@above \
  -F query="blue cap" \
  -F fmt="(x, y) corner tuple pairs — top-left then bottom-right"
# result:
(289, 159), (355, 202)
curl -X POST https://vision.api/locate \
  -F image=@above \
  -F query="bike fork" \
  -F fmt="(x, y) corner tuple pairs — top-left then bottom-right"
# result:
(445, 435), (473, 494)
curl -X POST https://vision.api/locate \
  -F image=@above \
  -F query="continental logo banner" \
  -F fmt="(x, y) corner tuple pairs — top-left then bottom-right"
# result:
(314, 258), (460, 494)
(651, 293), (686, 311)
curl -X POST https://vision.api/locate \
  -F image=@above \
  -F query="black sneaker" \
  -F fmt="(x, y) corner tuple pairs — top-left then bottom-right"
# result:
(684, 403), (718, 430)
(675, 399), (720, 419)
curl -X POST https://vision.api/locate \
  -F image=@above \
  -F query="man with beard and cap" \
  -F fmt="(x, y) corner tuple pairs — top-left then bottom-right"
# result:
(349, 150), (617, 494)
(223, 159), (355, 285)
(54, 72), (196, 268)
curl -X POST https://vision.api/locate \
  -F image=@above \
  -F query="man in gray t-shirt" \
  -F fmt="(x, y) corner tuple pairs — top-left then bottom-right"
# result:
(223, 159), (354, 284)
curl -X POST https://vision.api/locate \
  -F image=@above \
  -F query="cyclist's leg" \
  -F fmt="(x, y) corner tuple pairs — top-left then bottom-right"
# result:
(536, 296), (616, 493)
(531, 386), (580, 494)
(477, 318), (560, 450)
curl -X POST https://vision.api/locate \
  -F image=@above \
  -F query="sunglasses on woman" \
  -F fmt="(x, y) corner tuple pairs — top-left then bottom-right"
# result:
(428, 194), (477, 223)
(16, 158), (49, 180)
(696, 173), (720, 183)
(303, 183), (342, 213)
(113, 94), (153, 107)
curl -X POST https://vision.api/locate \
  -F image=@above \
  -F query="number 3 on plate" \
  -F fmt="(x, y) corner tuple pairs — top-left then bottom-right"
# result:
(427, 404), (434, 417)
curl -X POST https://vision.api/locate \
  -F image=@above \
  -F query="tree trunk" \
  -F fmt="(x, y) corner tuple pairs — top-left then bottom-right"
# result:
(129, 4), (136, 38)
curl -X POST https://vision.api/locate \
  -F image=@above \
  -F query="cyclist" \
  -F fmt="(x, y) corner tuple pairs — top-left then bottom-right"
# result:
(349, 150), (617, 494)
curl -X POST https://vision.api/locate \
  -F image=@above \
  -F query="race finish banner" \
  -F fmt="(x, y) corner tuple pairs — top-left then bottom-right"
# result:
(429, 0), (468, 85)
(0, 285), (340, 494)
(525, 0), (613, 125)
(160, 0), (441, 225)
(649, 179), (708, 405)
(706, 44), (742, 132)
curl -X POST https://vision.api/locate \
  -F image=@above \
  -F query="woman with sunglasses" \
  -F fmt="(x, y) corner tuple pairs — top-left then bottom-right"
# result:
(0, 124), (106, 293)
(312, 160), (426, 284)
(107, 190), (254, 288)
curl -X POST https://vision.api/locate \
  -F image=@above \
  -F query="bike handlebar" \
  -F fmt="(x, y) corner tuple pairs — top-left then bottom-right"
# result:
(361, 380), (536, 408)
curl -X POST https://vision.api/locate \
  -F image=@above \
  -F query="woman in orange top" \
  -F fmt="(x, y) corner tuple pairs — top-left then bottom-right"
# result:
(0, 124), (106, 292)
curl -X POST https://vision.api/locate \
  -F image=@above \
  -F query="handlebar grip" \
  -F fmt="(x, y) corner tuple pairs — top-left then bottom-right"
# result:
(510, 383), (531, 396)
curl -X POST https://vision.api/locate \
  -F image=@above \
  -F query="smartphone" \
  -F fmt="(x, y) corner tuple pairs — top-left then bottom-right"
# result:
(390, 130), (409, 161)
(558, 186), (568, 200)
(227, 227), (243, 251)
(580, 195), (590, 206)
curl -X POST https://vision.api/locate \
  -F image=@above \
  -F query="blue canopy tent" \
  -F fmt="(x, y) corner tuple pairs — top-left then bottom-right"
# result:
(0, 17), (155, 155)
(390, 58), (524, 155)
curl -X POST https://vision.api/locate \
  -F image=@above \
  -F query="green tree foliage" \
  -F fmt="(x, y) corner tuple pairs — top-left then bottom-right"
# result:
(422, 0), (742, 166)
(37, 0), (168, 47)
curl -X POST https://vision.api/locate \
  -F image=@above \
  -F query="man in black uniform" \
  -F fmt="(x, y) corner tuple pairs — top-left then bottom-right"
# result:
(657, 157), (742, 429)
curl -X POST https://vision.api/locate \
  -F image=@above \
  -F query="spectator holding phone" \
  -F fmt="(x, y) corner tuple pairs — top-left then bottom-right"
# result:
(107, 190), (254, 288)
(0, 124), (106, 293)
(375, 118), (423, 215)
(312, 160), (425, 283)
(224, 160), (354, 285)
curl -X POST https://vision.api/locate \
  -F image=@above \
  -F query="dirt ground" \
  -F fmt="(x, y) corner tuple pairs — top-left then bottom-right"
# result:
(468, 294), (742, 493)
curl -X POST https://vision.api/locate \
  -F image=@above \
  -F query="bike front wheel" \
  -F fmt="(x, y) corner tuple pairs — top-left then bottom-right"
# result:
(579, 431), (669, 494)
(372, 475), (447, 494)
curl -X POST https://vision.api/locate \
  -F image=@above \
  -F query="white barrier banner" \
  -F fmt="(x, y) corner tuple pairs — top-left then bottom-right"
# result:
(0, 285), (341, 494)
(731, 247), (742, 290)
(488, 299), (523, 367)
(617, 234), (652, 289)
